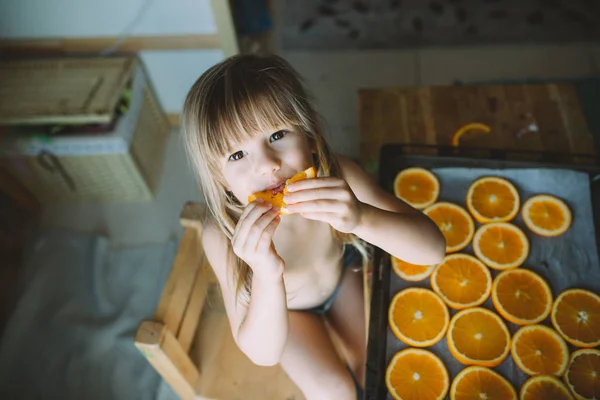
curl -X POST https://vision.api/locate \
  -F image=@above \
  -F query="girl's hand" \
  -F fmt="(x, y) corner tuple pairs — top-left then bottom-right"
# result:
(284, 177), (363, 233)
(232, 200), (284, 281)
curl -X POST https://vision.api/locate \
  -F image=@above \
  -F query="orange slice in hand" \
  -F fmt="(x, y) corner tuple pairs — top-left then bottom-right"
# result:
(247, 166), (316, 214)
(391, 256), (434, 282)
(520, 375), (574, 400)
(492, 268), (553, 325)
(466, 177), (520, 223)
(430, 253), (492, 310)
(472, 222), (529, 270)
(522, 194), (572, 237)
(388, 287), (449, 347)
(511, 325), (570, 376)
(386, 348), (449, 400)
(450, 366), (517, 400)
(447, 307), (511, 367)
(564, 349), (600, 400)
(393, 167), (440, 209)
(424, 202), (475, 253)
(551, 289), (600, 348)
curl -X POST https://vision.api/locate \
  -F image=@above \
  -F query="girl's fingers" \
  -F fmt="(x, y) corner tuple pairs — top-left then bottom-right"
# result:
(241, 207), (280, 252)
(233, 202), (273, 247)
(286, 177), (342, 192)
(298, 212), (338, 225)
(285, 199), (345, 214)
(256, 215), (281, 253)
(232, 201), (260, 242)
(237, 199), (261, 226)
(284, 187), (347, 204)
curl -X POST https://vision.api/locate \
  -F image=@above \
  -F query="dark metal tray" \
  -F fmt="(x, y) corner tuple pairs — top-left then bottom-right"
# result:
(365, 144), (600, 400)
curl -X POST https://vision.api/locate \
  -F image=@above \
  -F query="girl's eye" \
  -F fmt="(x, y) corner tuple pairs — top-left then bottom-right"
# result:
(228, 151), (245, 161)
(269, 130), (287, 143)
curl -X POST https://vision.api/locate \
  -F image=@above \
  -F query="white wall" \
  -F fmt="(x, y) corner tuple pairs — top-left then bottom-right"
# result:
(0, 0), (224, 113)
(0, 0), (217, 38)
(140, 50), (223, 112)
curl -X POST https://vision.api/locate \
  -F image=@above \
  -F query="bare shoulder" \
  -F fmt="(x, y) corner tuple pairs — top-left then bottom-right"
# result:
(337, 155), (380, 202)
(201, 219), (233, 286)
(337, 154), (415, 213)
(337, 155), (375, 185)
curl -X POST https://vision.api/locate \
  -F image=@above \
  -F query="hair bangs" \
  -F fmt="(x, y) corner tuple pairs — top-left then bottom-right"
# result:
(203, 78), (307, 167)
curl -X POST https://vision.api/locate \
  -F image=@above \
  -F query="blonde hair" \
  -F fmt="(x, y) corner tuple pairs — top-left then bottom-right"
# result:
(182, 54), (367, 304)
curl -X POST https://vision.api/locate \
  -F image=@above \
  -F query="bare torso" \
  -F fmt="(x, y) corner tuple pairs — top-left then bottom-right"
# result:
(273, 213), (345, 310)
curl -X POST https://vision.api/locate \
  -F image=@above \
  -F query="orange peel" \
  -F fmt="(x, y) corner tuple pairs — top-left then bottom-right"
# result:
(452, 122), (491, 147)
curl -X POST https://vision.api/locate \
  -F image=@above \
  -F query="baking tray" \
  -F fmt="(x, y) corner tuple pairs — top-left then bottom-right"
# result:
(365, 144), (600, 400)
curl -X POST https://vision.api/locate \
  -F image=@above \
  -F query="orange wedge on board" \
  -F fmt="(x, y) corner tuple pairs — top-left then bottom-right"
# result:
(451, 122), (491, 147)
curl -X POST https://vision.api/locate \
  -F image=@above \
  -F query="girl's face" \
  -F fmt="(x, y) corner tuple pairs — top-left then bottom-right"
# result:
(220, 126), (314, 205)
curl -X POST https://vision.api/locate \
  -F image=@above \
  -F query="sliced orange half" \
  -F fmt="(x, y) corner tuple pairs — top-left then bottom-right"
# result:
(430, 253), (492, 310)
(511, 325), (570, 377)
(520, 375), (574, 400)
(564, 349), (600, 400)
(386, 348), (449, 400)
(391, 256), (434, 282)
(450, 366), (516, 400)
(492, 268), (553, 325)
(393, 167), (440, 209)
(466, 176), (520, 223)
(447, 307), (511, 367)
(472, 222), (529, 270)
(388, 287), (449, 347)
(424, 202), (475, 253)
(522, 194), (572, 237)
(551, 289), (600, 348)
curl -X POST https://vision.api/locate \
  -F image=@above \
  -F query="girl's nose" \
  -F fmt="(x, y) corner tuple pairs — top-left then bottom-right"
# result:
(256, 151), (281, 175)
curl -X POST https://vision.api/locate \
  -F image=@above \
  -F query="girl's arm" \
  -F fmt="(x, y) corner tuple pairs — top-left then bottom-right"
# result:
(340, 157), (445, 265)
(202, 213), (289, 367)
(237, 271), (288, 366)
(351, 199), (445, 265)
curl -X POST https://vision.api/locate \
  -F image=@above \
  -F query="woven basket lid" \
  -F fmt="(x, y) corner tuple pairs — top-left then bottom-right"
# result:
(0, 56), (137, 125)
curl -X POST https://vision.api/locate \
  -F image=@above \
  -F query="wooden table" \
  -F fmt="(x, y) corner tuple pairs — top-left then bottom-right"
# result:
(359, 83), (597, 172)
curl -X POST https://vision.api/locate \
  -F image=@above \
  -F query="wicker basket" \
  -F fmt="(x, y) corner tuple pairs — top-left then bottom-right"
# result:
(0, 57), (171, 203)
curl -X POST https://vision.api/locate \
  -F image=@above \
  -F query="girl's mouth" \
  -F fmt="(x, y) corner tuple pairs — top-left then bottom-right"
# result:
(270, 183), (285, 195)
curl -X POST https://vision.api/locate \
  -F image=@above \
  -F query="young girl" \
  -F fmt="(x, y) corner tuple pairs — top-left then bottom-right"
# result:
(182, 54), (445, 400)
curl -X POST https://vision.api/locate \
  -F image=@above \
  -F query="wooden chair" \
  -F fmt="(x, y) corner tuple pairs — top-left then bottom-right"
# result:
(135, 202), (372, 400)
